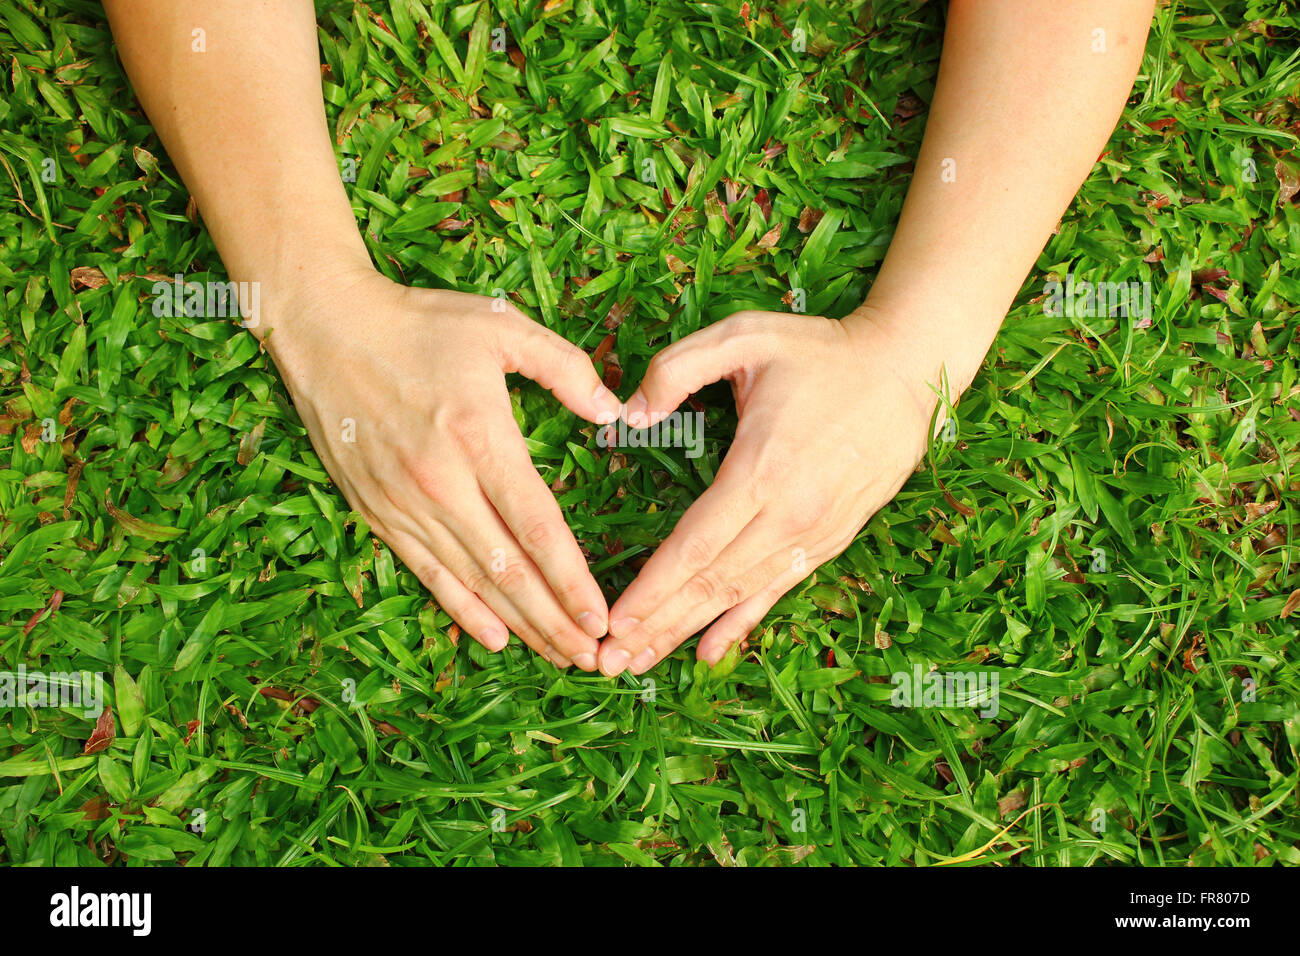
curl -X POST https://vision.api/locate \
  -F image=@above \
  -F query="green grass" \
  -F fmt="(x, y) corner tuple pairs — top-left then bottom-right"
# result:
(0, 0), (1298, 866)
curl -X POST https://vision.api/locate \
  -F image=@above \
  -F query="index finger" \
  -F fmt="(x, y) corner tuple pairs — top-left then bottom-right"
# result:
(478, 423), (610, 639)
(601, 456), (760, 673)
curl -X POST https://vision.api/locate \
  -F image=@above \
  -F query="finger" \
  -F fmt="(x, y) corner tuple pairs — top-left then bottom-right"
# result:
(696, 564), (814, 666)
(379, 526), (509, 652)
(623, 312), (774, 428)
(382, 515), (573, 667)
(393, 444), (587, 668)
(440, 489), (601, 670)
(605, 513), (780, 673)
(478, 425), (609, 640)
(495, 314), (621, 425)
(603, 454), (760, 652)
(337, 469), (544, 661)
(624, 548), (798, 676)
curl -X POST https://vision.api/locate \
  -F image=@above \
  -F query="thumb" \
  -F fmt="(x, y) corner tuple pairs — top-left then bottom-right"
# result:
(496, 314), (622, 425)
(624, 312), (774, 428)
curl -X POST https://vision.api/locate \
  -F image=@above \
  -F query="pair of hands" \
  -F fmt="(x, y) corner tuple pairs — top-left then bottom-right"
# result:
(268, 270), (943, 676)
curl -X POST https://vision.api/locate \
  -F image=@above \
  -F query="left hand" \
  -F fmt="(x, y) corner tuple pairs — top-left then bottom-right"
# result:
(598, 307), (952, 676)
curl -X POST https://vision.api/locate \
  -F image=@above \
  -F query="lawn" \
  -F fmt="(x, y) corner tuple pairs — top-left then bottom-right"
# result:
(0, 0), (1297, 866)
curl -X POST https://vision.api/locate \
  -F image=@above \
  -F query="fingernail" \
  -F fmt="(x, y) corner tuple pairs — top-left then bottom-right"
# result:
(630, 648), (658, 673)
(546, 648), (572, 668)
(592, 385), (621, 424)
(574, 652), (598, 671)
(608, 617), (640, 639)
(624, 391), (648, 429)
(479, 627), (508, 652)
(601, 647), (631, 676)
(577, 611), (607, 639)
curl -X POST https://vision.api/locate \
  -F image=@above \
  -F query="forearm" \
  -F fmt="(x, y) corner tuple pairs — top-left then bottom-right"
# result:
(102, 0), (371, 331)
(850, 0), (1155, 392)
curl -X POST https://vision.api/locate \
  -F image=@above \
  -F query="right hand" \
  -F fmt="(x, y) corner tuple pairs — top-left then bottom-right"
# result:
(265, 270), (621, 671)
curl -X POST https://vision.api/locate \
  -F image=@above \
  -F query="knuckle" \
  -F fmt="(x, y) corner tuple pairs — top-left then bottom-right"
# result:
(550, 573), (587, 604)
(480, 293), (523, 324)
(497, 301), (526, 322)
(779, 506), (817, 535)
(660, 620), (690, 648)
(404, 457), (447, 506)
(795, 488), (833, 530)
(539, 623), (579, 653)
(645, 350), (680, 392)
(449, 415), (490, 455)
(686, 572), (716, 603)
(554, 342), (585, 381)
(419, 564), (451, 596)
(518, 515), (555, 552)
(803, 483), (834, 515)
(462, 564), (491, 595)
(409, 556), (439, 585)
(725, 310), (770, 339)
(680, 533), (716, 570)
(685, 570), (741, 608)
(719, 581), (744, 608)
(493, 560), (529, 596)
(725, 311), (782, 360)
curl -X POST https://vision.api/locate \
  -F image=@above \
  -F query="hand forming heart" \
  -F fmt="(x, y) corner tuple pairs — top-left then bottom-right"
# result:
(596, 306), (947, 676)
(271, 271), (950, 678)
(268, 271), (623, 672)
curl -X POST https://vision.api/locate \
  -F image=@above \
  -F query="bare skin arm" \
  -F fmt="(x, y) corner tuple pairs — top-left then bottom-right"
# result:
(601, 0), (1157, 675)
(103, 1), (623, 671)
(856, 0), (1158, 393)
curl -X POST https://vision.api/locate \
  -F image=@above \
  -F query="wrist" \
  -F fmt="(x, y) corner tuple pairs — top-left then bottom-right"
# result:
(248, 247), (377, 344)
(842, 298), (998, 403)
